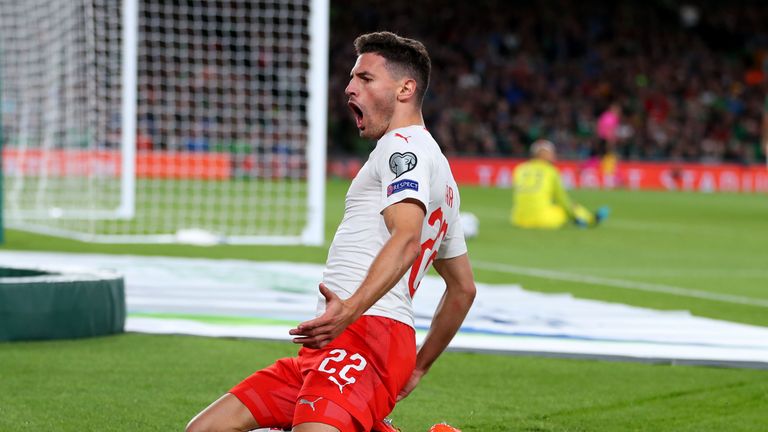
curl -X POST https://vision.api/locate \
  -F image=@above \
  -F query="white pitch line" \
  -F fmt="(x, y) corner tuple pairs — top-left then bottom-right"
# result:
(473, 261), (768, 308)
(553, 268), (768, 278)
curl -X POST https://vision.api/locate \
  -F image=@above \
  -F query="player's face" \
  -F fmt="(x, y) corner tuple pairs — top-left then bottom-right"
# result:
(345, 53), (398, 140)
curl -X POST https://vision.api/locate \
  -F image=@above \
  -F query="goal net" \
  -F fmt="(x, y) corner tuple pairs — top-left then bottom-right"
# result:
(0, 0), (327, 245)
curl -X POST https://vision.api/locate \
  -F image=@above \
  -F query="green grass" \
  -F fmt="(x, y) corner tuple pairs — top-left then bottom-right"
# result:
(7, 178), (311, 237)
(2, 180), (768, 430)
(0, 334), (766, 431)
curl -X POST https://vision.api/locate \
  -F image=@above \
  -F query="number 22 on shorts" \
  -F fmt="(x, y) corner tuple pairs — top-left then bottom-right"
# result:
(318, 349), (368, 393)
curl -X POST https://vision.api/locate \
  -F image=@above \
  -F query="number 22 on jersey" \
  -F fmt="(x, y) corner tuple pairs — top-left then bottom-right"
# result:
(317, 349), (368, 394)
(408, 206), (448, 296)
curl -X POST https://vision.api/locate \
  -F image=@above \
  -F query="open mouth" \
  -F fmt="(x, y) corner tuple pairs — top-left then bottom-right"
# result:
(348, 101), (364, 129)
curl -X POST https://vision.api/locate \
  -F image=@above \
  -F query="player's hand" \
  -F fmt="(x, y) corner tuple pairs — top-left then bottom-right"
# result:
(396, 368), (426, 401)
(289, 283), (356, 349)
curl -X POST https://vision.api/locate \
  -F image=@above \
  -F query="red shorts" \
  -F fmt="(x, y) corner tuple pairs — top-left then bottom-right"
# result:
(230, 315), (416, 431)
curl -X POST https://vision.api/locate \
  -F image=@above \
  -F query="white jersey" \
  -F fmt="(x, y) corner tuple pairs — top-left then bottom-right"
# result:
(321, 125), (467, 327)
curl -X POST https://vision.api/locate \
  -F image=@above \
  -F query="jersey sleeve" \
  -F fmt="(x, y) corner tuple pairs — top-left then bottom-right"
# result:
(437, 216), (467, 259)
(437, 191), (468, 260)
(375, 135), (431, 214)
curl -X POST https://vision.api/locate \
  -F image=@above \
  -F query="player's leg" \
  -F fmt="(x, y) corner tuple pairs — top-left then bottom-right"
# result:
(510, 211), (530, 228)
(292, 422), (340, 432)
(528, 205), (567, 229)
(572, 204), (610, 227)
(571, 204), (595, 227)
(185, 393), (257, 432)
(291, 392), (365, 431)
(513, 205), (568, 229)
(187, 356), (302, 432)
(293, 316), (416, 432)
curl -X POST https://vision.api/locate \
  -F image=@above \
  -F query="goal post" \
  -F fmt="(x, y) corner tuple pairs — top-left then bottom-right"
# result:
(118, 0), (138, 220)
(0, 0), (328, 246)
(304, 0), (329, 246)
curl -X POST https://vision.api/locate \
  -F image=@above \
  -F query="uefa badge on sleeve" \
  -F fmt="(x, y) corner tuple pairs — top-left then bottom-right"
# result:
(389, 152), (417, 178)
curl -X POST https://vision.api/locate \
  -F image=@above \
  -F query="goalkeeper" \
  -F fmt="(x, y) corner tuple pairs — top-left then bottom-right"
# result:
(511, 139), (608, 229)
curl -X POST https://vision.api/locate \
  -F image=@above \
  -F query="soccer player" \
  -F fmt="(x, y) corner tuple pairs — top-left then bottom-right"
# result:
(511, 139), (608, 229)
(186, 32), (476, 432)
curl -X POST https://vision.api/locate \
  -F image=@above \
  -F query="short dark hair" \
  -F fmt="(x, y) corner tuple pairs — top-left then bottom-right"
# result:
(353, 31), (431, 105)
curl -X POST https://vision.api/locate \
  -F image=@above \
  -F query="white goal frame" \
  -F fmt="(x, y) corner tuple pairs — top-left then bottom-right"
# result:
(2, 0), (328, 246)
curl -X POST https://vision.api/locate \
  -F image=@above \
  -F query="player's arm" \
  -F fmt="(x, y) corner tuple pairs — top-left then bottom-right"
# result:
(289, 199), (425, 349)
(551, 169), (576, 216)
(397, 253), (476, 401)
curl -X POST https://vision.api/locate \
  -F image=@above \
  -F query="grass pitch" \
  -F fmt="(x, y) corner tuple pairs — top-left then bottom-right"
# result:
(2, 180), (768, 430)
(1, 334), (766, 431)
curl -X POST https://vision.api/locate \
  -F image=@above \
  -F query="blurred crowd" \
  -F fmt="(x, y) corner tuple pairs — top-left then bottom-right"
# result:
(327, 0), (768, 163)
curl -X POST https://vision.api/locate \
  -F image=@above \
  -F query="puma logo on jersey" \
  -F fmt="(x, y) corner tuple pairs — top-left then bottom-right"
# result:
(298, 397), (323, 411)
(329, 376), (352, 394)
(389, 152), (417, 178)
(395, 133), (411, 143)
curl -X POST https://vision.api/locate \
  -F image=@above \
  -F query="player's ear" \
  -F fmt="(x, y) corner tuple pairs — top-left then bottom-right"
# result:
(397, 78), (417, 102)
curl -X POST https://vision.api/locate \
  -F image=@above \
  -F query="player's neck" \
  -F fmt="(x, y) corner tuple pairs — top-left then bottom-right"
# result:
(385, 107), (424, 134)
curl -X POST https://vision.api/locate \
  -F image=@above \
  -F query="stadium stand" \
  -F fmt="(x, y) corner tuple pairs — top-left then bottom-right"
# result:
(327, 0), (768, 164)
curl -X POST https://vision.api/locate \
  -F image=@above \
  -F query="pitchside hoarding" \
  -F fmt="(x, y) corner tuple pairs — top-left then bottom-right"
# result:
(333, 157), (768, 193)
(448, 158), (768, 193)
(4, 149), (768, 192)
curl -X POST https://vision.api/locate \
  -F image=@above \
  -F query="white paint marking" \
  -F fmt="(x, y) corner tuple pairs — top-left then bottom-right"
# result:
(555, 268), (768, 278)
(473, 261), (768, 308)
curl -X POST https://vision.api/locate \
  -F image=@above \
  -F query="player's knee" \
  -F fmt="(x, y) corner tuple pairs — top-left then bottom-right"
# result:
(185, 417), (205, 432)
(186, 412), (255, 432)
(186, 393), (258, 432)
(185, 415), (218, 432)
